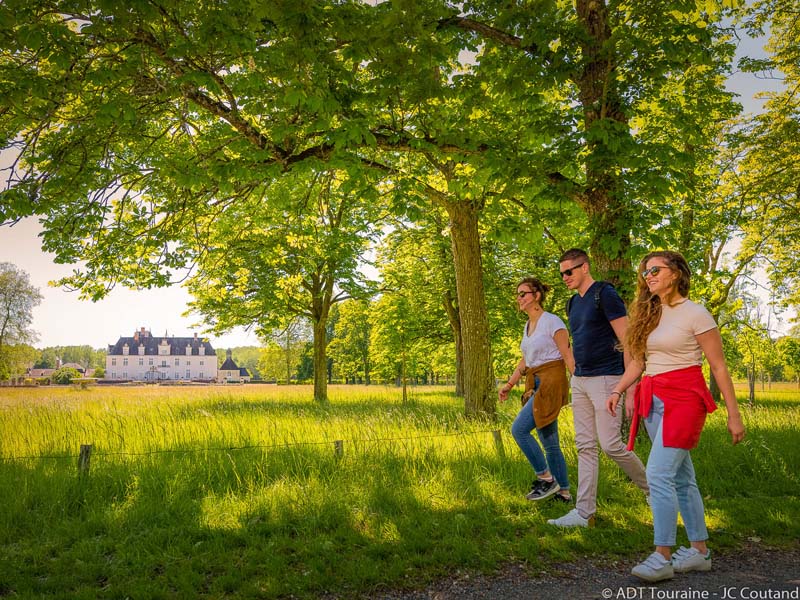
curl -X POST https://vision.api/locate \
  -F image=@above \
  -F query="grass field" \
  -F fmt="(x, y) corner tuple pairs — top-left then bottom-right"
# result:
(1, 383), (798, 599)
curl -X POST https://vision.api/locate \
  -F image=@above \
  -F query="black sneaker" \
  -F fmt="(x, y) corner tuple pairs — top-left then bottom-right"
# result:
(552, 492), (572, 504)
(525, 478), (560, 501)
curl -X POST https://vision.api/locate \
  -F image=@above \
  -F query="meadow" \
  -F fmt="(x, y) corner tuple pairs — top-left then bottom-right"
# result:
(1, 383), (798, 599)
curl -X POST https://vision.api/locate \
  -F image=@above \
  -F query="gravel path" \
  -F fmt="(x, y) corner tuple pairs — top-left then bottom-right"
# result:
(367, 542), (800, 600)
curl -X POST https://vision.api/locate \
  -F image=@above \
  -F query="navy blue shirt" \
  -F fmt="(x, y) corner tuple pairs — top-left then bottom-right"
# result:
(567, 282), (627, 376)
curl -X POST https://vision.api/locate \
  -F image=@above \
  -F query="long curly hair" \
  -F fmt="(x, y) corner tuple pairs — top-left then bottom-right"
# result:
(625, 251), (691, 361)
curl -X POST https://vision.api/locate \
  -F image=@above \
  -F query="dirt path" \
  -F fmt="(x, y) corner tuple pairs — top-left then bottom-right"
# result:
(368, 542), (800, 600)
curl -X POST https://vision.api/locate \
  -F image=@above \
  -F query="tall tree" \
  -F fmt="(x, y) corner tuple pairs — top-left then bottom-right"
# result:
(328, 299), (372, 384)
(738, 0), (800, 312)
(0, 263), (42, 379)
(258, 321), (310, 384)
(776, 336), (800, 386)
(375, 216), (464, 391)
(187, 169), (379, 403)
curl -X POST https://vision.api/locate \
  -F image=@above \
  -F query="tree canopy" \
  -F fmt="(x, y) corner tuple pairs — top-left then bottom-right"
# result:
(2, 0), (797, 410)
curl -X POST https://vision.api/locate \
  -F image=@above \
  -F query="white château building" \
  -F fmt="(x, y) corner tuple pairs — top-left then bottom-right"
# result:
(106, 327), (218, 382)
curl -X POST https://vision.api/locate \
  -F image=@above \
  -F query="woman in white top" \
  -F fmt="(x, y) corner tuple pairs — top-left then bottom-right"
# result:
(499, 277), (575, 502)
(606, 251), (745, 583)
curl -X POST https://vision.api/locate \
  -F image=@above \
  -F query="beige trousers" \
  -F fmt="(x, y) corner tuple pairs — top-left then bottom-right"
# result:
(571, 375), (649, 519)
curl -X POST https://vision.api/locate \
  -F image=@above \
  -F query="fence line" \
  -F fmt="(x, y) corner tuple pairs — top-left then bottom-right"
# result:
(0, 428), (507, 464)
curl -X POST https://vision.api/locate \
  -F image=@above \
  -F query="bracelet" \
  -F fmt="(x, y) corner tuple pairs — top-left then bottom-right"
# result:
(610, 390), (622, 397)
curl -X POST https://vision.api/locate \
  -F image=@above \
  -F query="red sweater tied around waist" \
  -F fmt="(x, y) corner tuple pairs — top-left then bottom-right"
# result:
(627, 365), (717, 451)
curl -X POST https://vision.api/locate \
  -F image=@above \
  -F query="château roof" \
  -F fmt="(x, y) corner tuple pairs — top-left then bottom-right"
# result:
(220, 357), (239, 370)
(108, 329), (215, 357)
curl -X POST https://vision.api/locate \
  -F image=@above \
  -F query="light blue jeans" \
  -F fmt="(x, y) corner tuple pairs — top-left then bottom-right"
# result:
(644, 395), (708, 547)
(511, 394), (570, 492)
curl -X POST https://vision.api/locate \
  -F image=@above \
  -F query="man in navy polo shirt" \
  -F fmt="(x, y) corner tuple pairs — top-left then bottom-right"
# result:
(548, 248), (649, 528)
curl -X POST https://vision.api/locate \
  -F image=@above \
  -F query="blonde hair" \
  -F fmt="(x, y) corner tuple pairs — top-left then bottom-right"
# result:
(625, 251), (691, 361)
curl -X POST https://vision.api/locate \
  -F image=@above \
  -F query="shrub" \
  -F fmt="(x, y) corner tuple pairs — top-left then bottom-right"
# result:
(51, 367), (81, 385)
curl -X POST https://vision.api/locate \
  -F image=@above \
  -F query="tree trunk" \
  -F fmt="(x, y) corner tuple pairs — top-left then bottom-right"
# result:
(575, 0), (633, 293)
(312, 317), (328, 403)
(747, 366), (755, 406)
(285, 329), (292, 385)
(400, 347), (409, 403)
(442, 289), (465, 397)
(446, 200), (495, 418)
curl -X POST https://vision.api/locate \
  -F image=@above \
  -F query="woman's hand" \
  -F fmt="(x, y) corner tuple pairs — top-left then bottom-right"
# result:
(728, 414), (746, 445)
(623, 386), (636, 419)
(498, 384), (511, 403)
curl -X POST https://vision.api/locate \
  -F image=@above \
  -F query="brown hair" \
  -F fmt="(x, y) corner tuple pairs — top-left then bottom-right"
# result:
(559, 248), (590, 266)
(517, 277), (551, 306)
(626, 251), (691, 361)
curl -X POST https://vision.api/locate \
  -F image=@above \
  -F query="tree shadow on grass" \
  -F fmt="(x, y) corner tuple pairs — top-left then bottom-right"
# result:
(0, 444), (651, 599)
(2, 418), (798, 599)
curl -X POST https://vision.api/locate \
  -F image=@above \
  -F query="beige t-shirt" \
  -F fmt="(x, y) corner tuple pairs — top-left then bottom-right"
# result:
(645, 299), (718, 376)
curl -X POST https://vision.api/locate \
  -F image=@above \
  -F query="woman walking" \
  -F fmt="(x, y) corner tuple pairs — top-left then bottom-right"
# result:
(607, 251), (745, 582)
(499, 277), (575, 503)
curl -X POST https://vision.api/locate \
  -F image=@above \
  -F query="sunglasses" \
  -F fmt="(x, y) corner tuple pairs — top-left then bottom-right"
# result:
(560, 262), (585, 277)
(641, 265), (667, 278)
(517, 291), (534, 298)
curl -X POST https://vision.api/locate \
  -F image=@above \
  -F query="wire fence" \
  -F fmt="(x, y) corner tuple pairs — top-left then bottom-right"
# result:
(1, 428), (509, 472)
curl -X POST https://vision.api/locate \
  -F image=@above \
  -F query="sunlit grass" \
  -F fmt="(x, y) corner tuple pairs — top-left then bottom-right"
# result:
(0, 383), (797, 599)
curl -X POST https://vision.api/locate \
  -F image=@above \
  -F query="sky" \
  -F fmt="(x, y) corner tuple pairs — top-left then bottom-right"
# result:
(0, 23), (788, 350)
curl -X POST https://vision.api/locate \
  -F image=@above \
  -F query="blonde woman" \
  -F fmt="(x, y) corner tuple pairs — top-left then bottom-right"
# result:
(607, 251), (745, 582)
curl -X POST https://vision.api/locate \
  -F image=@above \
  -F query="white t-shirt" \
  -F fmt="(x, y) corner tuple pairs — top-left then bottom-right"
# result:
(520, 311), (567, 369)
(645, 299), (718, 376)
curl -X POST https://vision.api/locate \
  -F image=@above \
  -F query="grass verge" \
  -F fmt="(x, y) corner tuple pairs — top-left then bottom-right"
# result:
(0, 384), (797, 598)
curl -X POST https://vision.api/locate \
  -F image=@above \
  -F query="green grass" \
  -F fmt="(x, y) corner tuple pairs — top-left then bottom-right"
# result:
(0, 383), (797, 598)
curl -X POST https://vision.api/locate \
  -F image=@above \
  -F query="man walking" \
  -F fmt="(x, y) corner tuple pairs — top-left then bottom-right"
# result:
(548, 249), (649, 527)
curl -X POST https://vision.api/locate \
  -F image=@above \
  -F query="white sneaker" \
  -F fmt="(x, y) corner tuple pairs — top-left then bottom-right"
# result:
(547, 508), (595, 528)
(672, 546), (712, 573)
(631, 552), (674, 582)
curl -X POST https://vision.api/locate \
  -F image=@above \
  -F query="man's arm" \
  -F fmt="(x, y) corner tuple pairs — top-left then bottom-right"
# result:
(609, 315), (628, 366)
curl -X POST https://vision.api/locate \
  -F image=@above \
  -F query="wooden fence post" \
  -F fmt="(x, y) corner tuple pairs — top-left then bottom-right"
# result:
(333, 440), (344, 459)
(492, 430), (505, 459)
(78, 444), (93, 475)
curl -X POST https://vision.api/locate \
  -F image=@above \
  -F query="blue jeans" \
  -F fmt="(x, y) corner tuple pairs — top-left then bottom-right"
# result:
(511, 394), (570, 491)
(644, 395), (708, 547)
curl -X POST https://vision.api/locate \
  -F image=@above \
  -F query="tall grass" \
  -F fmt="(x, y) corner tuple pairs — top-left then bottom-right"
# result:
(0, 384), (797, 599)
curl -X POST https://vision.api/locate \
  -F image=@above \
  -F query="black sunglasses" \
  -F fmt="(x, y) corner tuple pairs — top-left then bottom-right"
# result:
(560, 262), (585, 277)
(517, 290), (534, 298)
(641, 265), (667, 278)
